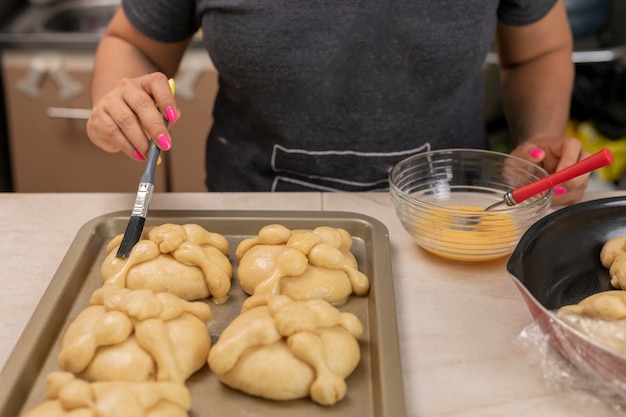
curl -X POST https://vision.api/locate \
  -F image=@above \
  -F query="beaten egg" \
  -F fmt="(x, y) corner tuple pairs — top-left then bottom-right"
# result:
(414, 204), (518, 262)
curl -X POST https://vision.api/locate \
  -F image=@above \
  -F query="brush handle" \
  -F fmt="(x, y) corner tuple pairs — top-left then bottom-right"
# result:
(139, 100), (172, 184)
(134, 80), (175, 208)
(139, 78), (175, 183)
(510, 148), (614, 204)
(140, 141), (161, 184)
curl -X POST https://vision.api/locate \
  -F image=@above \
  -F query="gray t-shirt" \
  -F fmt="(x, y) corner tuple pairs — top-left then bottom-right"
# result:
(122, 0), (557, 191)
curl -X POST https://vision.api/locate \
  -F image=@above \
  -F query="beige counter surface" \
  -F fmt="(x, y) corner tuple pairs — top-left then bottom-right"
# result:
(0, 191), (623, 417)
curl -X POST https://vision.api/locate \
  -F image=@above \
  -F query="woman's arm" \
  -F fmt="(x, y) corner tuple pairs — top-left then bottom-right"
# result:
(496, 0), (574, 145)
(497, 0), (590, 205)
(87, 7), (192, 159)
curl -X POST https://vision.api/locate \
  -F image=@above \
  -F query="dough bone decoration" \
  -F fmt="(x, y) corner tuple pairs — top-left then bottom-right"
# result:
(22, 223), (369, 415)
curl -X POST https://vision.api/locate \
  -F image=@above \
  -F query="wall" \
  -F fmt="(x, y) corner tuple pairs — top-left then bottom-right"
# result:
(0, 0), (22, 191)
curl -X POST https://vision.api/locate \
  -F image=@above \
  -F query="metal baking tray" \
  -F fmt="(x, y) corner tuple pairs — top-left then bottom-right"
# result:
(0, 210), (405, 417)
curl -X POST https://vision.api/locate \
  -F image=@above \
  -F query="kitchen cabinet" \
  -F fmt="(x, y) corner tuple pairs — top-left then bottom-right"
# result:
(2, 49), (167, 192)
(2, 49), (217, 192)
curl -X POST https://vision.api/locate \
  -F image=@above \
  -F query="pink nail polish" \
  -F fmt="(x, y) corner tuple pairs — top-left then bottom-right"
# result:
(554, 186), (567, 196)
(157, 133), (172, 150)
(165, 106), (177, 122)
(133, 150), (146, 161)
(530, 148), (544, 159)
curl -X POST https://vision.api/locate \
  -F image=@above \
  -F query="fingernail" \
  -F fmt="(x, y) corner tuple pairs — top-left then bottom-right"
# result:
(133, 150), (146, 161)
(530, 148), (544, 159)
(156, 133), (172, 150)
(554, 186), (567, 196)
(165, 106), (177, 122)
(157, 156), (163, 166)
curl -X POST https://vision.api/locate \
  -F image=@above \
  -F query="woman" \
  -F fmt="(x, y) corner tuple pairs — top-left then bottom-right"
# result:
(87, 0), (587, 202)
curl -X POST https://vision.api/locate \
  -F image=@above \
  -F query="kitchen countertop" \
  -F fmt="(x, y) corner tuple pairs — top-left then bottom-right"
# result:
(0, 191), (624, 417)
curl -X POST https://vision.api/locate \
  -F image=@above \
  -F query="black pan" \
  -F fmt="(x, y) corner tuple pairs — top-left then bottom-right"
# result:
(507, 196), (626, 388)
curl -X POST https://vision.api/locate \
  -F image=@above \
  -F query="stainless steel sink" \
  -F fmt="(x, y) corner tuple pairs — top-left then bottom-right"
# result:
(41, 2), (118, 33)
(0, 0), (121, 48)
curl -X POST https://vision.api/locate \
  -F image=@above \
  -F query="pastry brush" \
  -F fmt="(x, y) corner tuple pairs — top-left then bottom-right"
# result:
(116, 78), (175, 258)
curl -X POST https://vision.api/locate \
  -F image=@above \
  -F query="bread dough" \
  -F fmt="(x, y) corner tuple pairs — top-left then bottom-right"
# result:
(557, 237), (626, 354)
(236, 224), (370, 304)
(101, 223), (232, 302)
(559, 290), (626, 320)
(58, 287), (211, 383)
(207, 294), (363, 405)
(557, 291), (626, 356)
(600, 236), (626, 289)
(23, 371), (191, 417)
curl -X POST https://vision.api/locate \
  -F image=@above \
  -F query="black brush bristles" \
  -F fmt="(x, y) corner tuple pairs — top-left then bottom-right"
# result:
(116, 215), (146, 258)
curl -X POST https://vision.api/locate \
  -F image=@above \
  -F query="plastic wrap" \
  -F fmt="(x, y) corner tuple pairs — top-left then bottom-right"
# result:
(517, 315), (626, 415)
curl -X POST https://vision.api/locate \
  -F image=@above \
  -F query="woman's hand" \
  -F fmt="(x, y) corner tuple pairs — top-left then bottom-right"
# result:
(510, 136), (590, 206)
(86, 72), (179, 161)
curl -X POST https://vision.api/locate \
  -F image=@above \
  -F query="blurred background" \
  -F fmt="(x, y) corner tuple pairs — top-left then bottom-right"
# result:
(0, 0), (623, 192)
(484, 0), (626, 191)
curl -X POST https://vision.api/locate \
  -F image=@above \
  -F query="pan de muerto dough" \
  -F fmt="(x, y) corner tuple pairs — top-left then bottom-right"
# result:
(558, 291), (626, 356)
(101, 223), (232, 302)
(235, 224), (370, 304)
(600, 236), (626, 289)
(58, 287), (211, 383)
(23, 371), (191, 417)
(207, 294), (363, 405)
